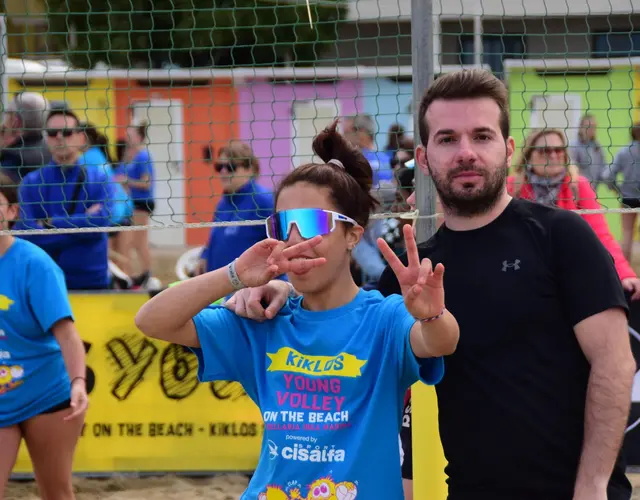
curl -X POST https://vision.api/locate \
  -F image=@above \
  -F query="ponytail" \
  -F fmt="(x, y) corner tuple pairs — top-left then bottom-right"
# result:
(276, 119), (379, 227)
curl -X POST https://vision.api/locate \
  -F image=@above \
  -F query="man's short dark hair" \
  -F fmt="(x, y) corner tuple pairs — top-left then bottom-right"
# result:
(417, 69), (510, 147)
(46, 108), (80, 127)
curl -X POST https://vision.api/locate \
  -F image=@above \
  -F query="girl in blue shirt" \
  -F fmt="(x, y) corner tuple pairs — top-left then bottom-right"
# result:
(122, 122), (155, 287)
(0, 174), (88, 499)
(199, 140), (275, 275)
(135, 121), (459, 499)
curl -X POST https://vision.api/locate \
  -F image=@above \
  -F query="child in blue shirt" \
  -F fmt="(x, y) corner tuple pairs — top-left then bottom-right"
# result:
(0, 174), (88, 498)
(134, 121), (459, 499)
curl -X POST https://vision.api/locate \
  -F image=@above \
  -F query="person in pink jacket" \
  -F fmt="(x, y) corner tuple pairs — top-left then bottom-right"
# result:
(508, 127), (640, 300)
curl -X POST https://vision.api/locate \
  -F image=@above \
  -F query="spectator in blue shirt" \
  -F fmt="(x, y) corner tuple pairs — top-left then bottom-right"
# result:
(343, 114), (394, 202)
(342, 114), (393, 283)
(120, 121), (155, 287)
(198, 140), (274, 275)
(14, 109), (115, 290)
(81, 122), (134, 283)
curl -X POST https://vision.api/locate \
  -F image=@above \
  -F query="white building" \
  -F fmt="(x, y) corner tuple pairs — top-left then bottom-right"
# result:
(320, 0), (640, 78)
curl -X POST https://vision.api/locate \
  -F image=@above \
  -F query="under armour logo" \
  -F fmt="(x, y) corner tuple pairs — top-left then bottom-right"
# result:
(502, 259), (521, 272)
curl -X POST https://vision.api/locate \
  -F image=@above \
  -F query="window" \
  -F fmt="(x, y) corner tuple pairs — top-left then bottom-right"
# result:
(592, 31), (640, 58)
(459, 34), (526, 78)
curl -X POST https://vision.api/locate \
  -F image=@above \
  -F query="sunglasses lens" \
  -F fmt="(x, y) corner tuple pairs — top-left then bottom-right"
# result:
(266, 209), (333, 241)
(215, 162), (235, 173)
(47, 129), (75, 138)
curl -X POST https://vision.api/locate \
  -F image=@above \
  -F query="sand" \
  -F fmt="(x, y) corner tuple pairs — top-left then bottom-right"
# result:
(5, 473), (640, 499)
(4, 475), (250, 500)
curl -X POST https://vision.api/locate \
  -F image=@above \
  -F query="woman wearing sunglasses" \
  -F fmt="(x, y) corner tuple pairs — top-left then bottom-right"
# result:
(135, 121), (459, 499)
(198, 140), (275, 277)
(508, 128), (640, 300)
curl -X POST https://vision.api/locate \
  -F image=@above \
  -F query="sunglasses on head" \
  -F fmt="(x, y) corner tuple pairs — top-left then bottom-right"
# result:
(46, 128), (77, 138)
(214, 161), (237, 173)
(265, 208), (358, 241)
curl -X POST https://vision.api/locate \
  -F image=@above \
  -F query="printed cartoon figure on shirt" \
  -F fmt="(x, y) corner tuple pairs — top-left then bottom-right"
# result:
(303, 478), (357, 500)
(258, 485), (290, 500)
(0, 294), (15, 310)
(0, 364), (25, 393)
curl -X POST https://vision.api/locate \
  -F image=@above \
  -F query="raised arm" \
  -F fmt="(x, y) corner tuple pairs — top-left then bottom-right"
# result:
(377, 224), (459, 358)
(135, 236), (325, 346)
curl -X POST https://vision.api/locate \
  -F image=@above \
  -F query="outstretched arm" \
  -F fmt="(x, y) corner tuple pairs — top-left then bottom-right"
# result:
(136, 236), (325, 345)
(378, 224), (459, 358)
(136, 265), (241, 347)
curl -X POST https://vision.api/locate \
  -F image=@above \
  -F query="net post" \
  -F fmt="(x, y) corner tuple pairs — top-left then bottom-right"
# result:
(411, 0), (436, 242)
(0, 15), (7, 113)
(410, 0), (448, 499)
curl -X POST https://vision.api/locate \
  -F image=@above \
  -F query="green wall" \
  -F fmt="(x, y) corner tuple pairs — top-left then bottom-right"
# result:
(508, 65), (639, 240)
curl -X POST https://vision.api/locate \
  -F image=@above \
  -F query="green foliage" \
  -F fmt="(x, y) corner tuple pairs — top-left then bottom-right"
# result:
(46, 0), (348, 69)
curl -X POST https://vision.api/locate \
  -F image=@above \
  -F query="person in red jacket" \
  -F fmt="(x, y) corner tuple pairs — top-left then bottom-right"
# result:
(508, 128), (640, 299)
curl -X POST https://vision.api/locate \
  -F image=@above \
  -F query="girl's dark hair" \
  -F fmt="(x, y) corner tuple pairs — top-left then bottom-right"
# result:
(82, 122), (117, 165)
(386, 123), (405, 151)
(134, 121), (149, 141)
(0, 173), (18, 229)
(115, 140), (128, 164)
(276, 120), (379, 227)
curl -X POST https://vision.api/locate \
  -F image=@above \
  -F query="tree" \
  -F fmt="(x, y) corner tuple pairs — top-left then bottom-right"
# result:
(46, 0), (348, 69)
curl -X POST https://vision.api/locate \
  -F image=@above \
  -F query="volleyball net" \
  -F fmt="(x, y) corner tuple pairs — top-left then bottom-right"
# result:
(0, 1), (636, 245)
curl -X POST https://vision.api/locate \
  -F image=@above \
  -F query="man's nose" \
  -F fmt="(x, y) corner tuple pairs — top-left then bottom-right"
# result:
(453, 136), (478, 164)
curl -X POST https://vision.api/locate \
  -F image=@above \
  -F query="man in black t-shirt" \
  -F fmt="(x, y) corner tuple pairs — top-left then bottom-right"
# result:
(224, 69), (636, 499)
(378, 69), (635, 500)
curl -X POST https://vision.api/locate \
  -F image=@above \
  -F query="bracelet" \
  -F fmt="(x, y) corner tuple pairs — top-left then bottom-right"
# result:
(418, 306), (446, 323)
(286, 281), (298, 299)
(227, 259), (246, 291)
(71, 376), (86, 386)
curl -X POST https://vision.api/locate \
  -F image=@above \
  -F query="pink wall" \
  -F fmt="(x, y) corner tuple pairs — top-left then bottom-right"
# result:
(237, 80), (363, 191)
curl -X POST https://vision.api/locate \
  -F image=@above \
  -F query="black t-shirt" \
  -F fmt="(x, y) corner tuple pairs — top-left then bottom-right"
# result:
(378, 198), (632, 500)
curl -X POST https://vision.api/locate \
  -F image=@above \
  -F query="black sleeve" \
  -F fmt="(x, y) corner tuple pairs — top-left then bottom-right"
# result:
(377, 265), (400, 297)
(378, 249), (412, 297)
(549, 209), (629, 327)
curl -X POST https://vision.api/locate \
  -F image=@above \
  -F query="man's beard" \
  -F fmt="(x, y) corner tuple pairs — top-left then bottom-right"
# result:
(428, 158), (508, 217)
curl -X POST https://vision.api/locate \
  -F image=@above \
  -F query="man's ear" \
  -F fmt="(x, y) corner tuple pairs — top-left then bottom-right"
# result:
(416, 145), (430, 176)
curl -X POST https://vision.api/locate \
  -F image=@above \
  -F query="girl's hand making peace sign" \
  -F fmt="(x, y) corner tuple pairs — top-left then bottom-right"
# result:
(235, 236), (327, 288)
(377, 224), (445, 320)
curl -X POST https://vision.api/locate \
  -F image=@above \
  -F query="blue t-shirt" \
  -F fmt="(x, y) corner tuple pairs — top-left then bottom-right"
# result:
(202, 180), (274, 273)
(363, 148), (394, 188)
(190, 289), (444, 499)
(15, 161), (114, 290)
(81, 146), (133, 225)
(0, 239), (74, 427)
(124, 149), (154, 201)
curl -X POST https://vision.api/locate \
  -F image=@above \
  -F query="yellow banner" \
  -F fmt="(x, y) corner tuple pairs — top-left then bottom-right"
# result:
(13, 292), (263, 474)
(412, 383), (448, 500)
